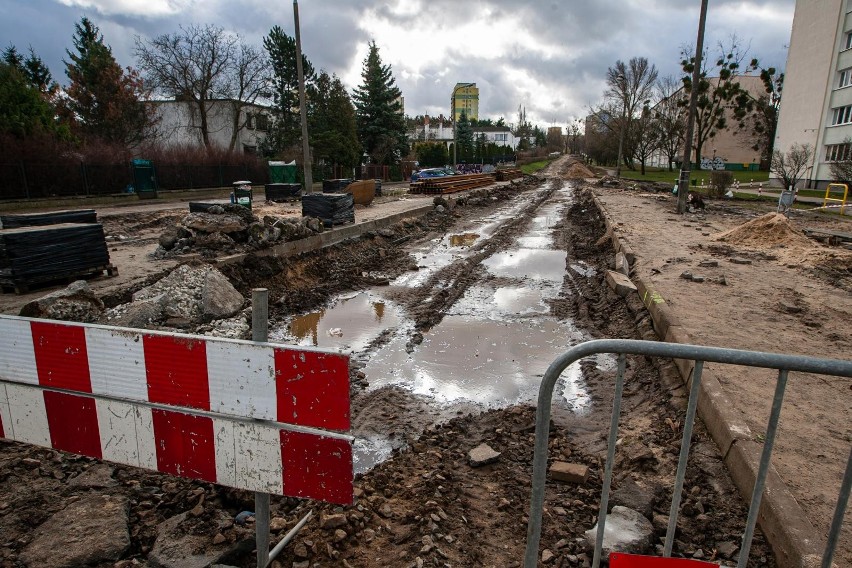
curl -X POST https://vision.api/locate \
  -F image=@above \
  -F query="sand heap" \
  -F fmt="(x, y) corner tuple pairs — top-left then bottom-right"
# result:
(563, 161), (595, 179)
(715, 213), (813, 248)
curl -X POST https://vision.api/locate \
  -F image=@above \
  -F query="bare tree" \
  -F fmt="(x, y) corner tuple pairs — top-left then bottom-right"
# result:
(771, 143), (814, 189)
(223, 42), (270, 153)
(605, 57), (658, 172)
(135, 24), (237, 149)
(829, 138), (852, 183)
(654, 75), (686, 171)
(630, 104), (661, 175)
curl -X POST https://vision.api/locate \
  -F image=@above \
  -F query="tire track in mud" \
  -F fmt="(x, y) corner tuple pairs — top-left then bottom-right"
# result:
(401, 178), (563, 334)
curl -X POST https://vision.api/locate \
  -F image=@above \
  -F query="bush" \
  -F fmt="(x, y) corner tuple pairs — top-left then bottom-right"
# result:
(709, 170), (733, 198)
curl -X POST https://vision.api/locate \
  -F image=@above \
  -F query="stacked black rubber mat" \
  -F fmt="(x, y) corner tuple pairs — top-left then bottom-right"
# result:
(302, 193), (355, 226)
(264, 184), (302, 201)
(321, 179), (353, 193)
(0, 209), (97, 228)
(0, 214), (112, 293)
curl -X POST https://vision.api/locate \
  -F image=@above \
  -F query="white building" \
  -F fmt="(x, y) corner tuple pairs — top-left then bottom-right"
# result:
(774, 0), (852, 188)
(151, 99), (272, 153)
(409, 123), (519, 151)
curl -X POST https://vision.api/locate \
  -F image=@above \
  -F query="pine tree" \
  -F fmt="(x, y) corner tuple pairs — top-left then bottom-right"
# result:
(262, 25), (315, 156)
(455, 111), (474, 162)
(64, 17), (152, 147)
(309, 71), (361, 169)
(352, 41), (408, 165)
(0, 62), (57, 137)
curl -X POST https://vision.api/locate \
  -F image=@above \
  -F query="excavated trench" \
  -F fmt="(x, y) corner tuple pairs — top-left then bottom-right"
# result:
(0, 171), (779, 568)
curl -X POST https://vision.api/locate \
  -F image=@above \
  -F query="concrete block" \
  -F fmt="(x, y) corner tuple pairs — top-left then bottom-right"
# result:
(549, 462), (589, 484)
(615, 251), (630, 276)
(605, 270), (637, 297)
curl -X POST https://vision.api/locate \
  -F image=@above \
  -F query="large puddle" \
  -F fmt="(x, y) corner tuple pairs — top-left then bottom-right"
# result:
(272, 183), (601, 472)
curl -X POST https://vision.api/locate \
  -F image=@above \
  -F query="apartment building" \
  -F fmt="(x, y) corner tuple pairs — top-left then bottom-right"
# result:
(774, 0), (852, 187)
(450, 83), (479, 122)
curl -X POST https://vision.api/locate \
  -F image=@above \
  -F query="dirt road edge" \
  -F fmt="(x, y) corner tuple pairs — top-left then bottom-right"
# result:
(589, 190), (825, 568)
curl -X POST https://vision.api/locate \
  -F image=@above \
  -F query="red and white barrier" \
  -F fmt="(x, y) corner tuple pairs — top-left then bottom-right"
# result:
(0, 316), (352, 504)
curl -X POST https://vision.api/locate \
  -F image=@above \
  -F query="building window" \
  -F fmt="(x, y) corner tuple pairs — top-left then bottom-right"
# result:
(826, 143), (852, 162)
(243, 145), (257, 155)
(832, 105), (852, 125)
(841, 69), (852, 88)
(495, 133), (507, 142)
(245, 113), (254, 129)
(255, 114), (269, 132)
(846, 32), (852, 50)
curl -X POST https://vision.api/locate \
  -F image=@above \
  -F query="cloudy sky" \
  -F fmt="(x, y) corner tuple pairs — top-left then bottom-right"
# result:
(0, 0), (795, 128)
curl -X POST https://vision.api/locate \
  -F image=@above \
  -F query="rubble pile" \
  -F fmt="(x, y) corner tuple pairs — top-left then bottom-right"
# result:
(153, 204), (325, 258)
(104, 264), (245, 329)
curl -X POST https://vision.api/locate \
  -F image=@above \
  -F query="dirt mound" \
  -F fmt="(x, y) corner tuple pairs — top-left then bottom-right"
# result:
(562, 161), (595, 179)
(715, 213), (813, 248)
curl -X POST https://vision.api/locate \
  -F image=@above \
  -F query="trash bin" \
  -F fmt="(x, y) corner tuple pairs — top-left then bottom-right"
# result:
(131, 159), (158, 200)
(232, 180), (253, 209)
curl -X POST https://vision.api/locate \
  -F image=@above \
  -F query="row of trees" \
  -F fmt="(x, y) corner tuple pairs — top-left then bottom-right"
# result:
(587, 38), (783, 172)
(2, 17), (410, 173)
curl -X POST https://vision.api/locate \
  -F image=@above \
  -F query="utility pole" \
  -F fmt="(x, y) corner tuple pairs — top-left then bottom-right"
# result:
(294, 0), (312, 193)
(677, 0), (709, 214)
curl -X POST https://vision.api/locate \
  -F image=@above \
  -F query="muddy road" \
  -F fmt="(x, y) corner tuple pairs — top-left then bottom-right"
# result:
(0, 162), (775, 567)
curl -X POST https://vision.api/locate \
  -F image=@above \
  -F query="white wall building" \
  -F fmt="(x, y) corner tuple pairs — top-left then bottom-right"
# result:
(409, 124), (518, 152)
(774, 0), (852, 188)
(151, 99), (272, 153)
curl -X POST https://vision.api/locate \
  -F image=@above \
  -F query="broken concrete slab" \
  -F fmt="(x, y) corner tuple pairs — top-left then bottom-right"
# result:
(584, 506), (654, 560)
(19, 280), (104, 322)
(549, 461), (589, 484)
(605, 270), (637, 297)
(20, 495), (130, 568)
(468, 443), (501, 467)
(615, 252), (630, 276)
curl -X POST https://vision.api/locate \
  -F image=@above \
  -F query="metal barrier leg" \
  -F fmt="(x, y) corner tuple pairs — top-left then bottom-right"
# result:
(252, 289), (271, 568)
(737, 369), (788, 568)
(664, 360), (704, 556)
(592, 354), (627, 568)
(822, 445), (852, 568)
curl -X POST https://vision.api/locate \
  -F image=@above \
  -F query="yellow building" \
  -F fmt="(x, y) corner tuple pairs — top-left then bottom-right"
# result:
(451, 83), (479, 122)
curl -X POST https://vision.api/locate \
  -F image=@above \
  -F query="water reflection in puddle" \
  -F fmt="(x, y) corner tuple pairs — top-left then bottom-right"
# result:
(364, 316), (588, 408)
(270, 291), (401, 352)
(449, 232), (479, 247)
(483, 249), (568, 281)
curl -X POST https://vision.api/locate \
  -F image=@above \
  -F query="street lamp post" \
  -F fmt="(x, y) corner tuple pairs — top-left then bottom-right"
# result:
(452, 83), (475, 168)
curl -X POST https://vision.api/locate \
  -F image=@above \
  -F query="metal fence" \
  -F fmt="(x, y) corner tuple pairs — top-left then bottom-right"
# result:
(524, 339), (852, 568)
(0, 161), (271, 200)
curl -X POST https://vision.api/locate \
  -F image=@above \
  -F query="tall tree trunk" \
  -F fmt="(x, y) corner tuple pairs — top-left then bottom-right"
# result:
(196, 99), (211, 149)
(228, 101), (240, 153)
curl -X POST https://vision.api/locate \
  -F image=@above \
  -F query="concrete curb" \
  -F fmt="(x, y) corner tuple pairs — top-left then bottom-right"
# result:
(215, 203), (435, 266)
(589, 191), (825, 568)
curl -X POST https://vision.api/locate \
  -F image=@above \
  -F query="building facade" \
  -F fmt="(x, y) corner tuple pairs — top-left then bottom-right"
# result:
(450, 83), (479, 122)
(774, 0), (852, 188)
(151, 99), (272, 153)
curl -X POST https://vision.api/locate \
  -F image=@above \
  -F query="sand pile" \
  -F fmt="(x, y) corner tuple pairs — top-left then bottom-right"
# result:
(563, 161), (595, 179)
(715, 212), (852, 268)
(715, 213), (813, 248)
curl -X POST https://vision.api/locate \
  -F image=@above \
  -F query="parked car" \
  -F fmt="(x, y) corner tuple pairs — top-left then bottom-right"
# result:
(410, 168), (451, 182)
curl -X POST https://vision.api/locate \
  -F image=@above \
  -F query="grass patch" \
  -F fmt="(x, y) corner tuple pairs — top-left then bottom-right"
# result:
(620, 167), (769, 185)
(520, 160), (553, 175)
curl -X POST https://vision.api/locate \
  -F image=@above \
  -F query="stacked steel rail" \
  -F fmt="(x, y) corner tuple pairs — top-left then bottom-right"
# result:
(409, 173), (495, 194)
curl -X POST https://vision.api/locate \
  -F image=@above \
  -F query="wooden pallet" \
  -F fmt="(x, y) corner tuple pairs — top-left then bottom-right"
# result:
(495, 168), (523, 181)
(1, 264), (118, 295)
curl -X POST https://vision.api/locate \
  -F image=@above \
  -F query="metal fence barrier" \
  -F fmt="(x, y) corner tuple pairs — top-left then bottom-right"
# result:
(524, 339), (852, 568)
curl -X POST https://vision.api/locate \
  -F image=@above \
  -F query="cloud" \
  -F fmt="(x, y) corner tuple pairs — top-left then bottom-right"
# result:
(1, 0), (795, 127)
